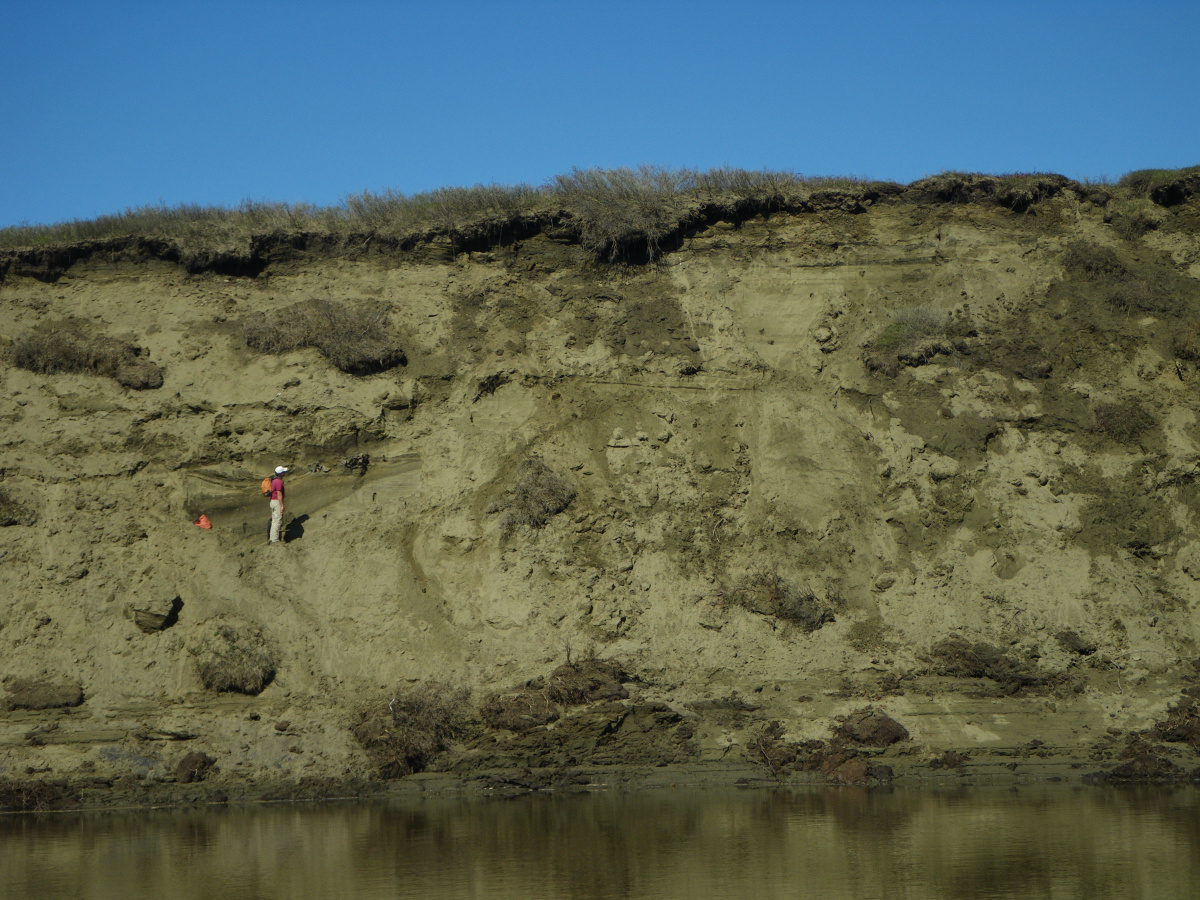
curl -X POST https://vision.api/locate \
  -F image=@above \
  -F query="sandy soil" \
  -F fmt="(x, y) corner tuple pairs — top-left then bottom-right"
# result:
(2, 190), (1200, 808)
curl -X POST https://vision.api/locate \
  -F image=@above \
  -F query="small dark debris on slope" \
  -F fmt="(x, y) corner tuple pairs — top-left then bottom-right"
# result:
(906, 172), (1075, 212)
(547, 657), (630, 704)
(1149, 666), (1200, 752)
(1085, 735), (1187, 783)
(466, 701), (694, 770)
(0, 488), (37, 527)
(473, 372), (510, 401)
(1055, 629), (1097, 656)
(479, 687), (558, 733)
(175, 752), (216, 784)
(3, 677), (85, 710)
(131, 596), (183, 634)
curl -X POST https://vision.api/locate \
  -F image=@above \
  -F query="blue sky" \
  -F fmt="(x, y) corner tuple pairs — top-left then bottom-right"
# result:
(2, 0), (1197, 227)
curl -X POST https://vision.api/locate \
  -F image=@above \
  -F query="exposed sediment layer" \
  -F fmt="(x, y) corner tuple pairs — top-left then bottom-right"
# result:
(3, 185), (1200, 809)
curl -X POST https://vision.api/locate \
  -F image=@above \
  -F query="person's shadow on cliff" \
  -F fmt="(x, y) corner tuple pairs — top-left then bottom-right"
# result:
(284, 514), (309, 543)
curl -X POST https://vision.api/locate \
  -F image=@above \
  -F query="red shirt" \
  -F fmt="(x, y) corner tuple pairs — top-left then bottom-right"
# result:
(270, 477), (285, 501)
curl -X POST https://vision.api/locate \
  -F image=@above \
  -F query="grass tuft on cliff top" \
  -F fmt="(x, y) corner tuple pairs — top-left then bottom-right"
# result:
(3, 164), (1195, 267)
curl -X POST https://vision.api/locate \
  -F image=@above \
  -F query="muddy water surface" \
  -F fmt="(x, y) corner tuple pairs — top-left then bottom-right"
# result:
(2, 786), (1197, 899)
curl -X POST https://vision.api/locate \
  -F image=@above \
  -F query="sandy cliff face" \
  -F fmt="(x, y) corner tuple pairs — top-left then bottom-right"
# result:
(3, 189), (1200, 803)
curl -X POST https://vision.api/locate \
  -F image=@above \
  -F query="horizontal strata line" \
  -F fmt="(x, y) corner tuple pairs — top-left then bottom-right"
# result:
(565, 377), (763, 392)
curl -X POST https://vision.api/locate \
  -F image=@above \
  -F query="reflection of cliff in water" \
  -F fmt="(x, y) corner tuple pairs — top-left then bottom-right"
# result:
(3, 787), (1198, 899)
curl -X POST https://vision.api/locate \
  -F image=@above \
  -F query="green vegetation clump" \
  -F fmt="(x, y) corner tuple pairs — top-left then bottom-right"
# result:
(1107, 200), (1161, 240)
(487, 457), (577, 536)
(1058, 242), (1175, 315)
(1118, 165), (1200, 205)
(8, 325), (164, 388)
(1173, 321), (1200, 360)
(718, 568), (837, 633)
(244, 298), (406, 375)
(865, 306), (973, 375)
(846, 617), (892, 653)
(352, 682), (470, 777)
(1060, 242), (1126, 279)
(191, 623), (277, 695)
(874, 306), (949, 350)
(1090, 400), (1156, 444)
(1076, 479), (1177, 559)
(909, 171), (1074, 211)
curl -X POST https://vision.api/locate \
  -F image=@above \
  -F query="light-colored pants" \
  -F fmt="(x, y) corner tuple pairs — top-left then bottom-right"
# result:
(270, 499), (283, 543)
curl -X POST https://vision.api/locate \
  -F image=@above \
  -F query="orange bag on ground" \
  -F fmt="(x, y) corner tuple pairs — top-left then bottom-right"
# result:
(194, 514), (212, 529)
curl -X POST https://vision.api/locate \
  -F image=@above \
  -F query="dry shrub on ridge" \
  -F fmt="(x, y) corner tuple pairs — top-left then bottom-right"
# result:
(0, 778), (79, 812)
(353, 682), (470, 777)
(717, 568), (837, 633)
(191, 622), (277, 695)
(9, 326), (164, 388)
(547, 657), (629, 705)
(1090, 400), (1156, 444)
(930, 634), (1059, 695)
(487, 457), (577, 537)
(244, 298), (406, 375)
(551, 166), (692, 262)
(479, 686), (558, 732)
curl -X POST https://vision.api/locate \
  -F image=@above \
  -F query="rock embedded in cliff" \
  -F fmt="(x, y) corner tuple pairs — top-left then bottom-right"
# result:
(131, 596), (183, 633)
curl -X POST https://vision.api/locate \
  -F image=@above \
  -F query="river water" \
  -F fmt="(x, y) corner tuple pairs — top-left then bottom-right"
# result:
(2, 785), (1197, 899)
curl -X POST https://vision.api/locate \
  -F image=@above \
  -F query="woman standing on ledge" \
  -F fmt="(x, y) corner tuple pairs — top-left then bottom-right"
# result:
(268, 466), (287, 544)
